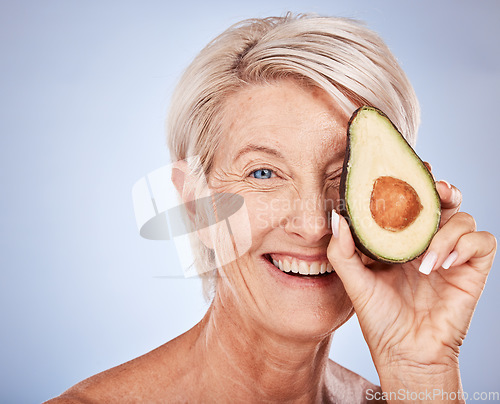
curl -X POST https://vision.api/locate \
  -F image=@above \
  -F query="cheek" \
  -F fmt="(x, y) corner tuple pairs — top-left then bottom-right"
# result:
(208, 190), (289, 269)
(245, 193), (287, 239)
(207, 191), (292, 265)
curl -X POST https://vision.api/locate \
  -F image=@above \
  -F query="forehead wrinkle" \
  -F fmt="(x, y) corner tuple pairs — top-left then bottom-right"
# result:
(233, 143), (285, 163)
(216, 81), (349, 170)
(219, 123), (347, 174)
(292, 125), (347, 170)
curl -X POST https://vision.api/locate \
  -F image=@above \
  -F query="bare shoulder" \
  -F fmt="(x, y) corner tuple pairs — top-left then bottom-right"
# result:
(44, 327), (201, 404)
(44, 395), (86, 404)
(325, 359), (386, 403)
(43, 350), (165, 404)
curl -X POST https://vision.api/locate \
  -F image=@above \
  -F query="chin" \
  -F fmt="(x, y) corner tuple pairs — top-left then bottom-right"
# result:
(247, 253), (354, 340)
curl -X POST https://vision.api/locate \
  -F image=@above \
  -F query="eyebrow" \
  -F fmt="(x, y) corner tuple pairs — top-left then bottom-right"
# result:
(233, 144), (285, 162)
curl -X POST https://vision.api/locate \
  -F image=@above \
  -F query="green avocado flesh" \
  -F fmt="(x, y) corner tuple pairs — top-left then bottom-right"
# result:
(339, 106), (441, 263)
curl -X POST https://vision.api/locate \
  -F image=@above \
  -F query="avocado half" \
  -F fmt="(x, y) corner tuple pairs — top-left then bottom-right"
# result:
(339, 106), (441, 264)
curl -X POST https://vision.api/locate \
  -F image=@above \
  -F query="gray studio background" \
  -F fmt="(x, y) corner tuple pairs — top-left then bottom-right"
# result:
(1, 1), (499, 402)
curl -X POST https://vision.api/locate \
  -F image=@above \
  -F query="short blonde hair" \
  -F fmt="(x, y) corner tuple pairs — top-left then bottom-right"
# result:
(166, 13), (420, 300)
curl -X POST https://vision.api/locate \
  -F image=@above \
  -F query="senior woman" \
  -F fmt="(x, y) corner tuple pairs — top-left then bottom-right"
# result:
(48, 14), (496, 403)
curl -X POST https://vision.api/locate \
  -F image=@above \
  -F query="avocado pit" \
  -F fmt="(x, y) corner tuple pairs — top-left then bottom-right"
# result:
(370, 176), (423, 232)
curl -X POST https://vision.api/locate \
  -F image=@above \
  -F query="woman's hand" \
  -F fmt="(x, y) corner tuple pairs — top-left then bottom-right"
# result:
(327, 178), (496, 402)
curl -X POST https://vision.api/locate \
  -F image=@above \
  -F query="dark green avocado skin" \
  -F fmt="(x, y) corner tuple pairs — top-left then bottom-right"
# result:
(338, 106), (440, 264)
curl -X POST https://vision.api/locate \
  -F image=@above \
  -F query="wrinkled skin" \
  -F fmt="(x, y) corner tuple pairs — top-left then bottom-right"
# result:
(46, 79), (496, 404)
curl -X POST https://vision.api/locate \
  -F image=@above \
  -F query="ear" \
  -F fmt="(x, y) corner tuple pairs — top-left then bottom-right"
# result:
(171, 159), (215, 250)
(171, 159), (197, 221)
(171, 159), (187, 196)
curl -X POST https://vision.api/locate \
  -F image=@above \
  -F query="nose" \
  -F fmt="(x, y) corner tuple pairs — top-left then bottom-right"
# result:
(282, 191), (333, 245)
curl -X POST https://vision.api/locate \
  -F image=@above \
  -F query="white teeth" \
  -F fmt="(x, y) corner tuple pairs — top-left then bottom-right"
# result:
(269, 255), (334, 276)
(280, 259), (288, 272)
(310, 262), (320, 275)
(298, 260), (310, 275)
(281, 259), (290, 272)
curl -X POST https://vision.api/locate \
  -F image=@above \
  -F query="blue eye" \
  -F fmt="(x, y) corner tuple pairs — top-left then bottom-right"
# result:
(251, 169), (274, 179)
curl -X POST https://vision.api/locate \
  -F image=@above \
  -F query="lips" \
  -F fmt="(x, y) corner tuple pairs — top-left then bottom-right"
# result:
(264, 253), (334, 276)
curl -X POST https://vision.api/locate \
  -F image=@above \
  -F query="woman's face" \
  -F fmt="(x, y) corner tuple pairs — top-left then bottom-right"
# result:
(208, 79), (354, 340)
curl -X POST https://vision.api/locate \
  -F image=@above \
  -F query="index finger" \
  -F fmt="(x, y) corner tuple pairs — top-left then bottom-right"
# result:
(423, 162), (462, 224)
(436, 180), (462, 226)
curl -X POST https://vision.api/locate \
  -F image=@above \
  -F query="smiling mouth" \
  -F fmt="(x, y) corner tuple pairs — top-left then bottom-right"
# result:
(264, 254), (334, 276)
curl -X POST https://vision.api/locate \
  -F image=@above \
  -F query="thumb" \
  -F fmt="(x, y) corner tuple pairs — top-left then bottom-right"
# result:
(328, 210), (375, 302)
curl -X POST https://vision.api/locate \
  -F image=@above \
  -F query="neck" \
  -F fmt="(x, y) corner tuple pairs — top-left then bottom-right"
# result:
(193, 291), (334, 403)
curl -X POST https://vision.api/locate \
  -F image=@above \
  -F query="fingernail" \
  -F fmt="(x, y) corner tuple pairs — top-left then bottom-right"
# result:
(442, 251), (458, 269)
(439, 180), (452, 189)
(331, 210), (340, 239)
(419, 251), (438, 275)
